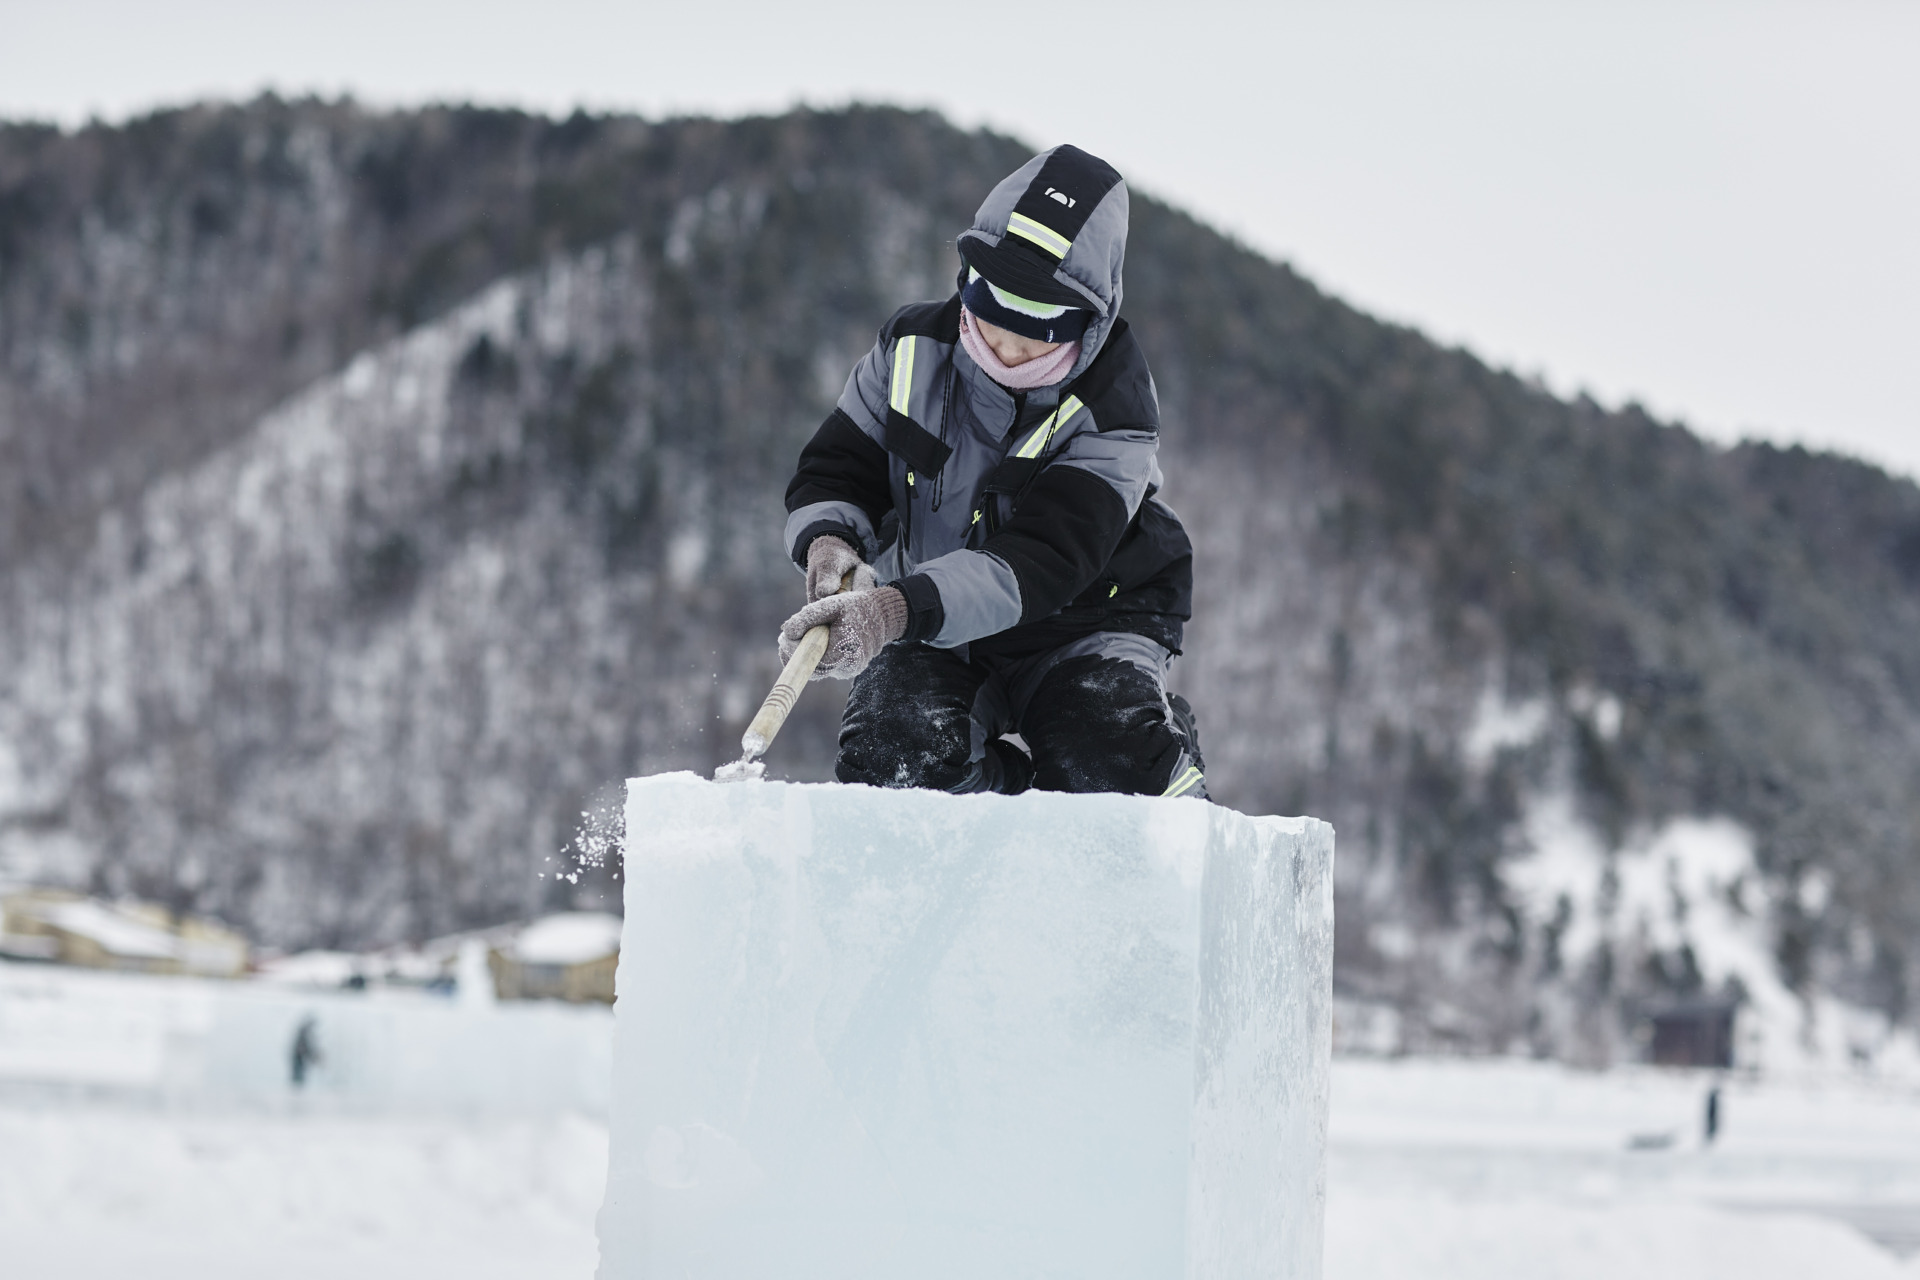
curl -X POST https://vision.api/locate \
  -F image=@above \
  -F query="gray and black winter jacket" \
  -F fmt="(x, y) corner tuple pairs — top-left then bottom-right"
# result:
(783, 146), (1193, 659)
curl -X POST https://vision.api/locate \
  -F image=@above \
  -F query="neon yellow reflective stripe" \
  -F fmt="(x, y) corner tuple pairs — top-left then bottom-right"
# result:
(1013, 414), (1055, 459)
(889, 336), (917, 415)
(1162, 766), (1204, 798)
(1013, 394), (1084, 460)
(1006, 211), (1072, 259)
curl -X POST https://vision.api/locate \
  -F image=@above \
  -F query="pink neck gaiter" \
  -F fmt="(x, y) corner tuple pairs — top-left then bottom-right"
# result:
(958, 306), (1081, 391)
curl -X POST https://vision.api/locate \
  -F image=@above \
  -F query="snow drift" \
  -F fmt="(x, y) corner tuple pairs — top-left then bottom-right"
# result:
(598, 774), (1335, 1279)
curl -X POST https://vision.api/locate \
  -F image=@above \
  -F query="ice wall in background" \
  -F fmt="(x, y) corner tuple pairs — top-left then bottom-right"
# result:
(599, 774), (1335, 1279)
(0, 965), (612, 1115)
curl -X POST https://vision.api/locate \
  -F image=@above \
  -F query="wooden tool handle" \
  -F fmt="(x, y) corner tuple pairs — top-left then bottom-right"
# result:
(741, 623), (830, 757)
(740, 570), (856, 759)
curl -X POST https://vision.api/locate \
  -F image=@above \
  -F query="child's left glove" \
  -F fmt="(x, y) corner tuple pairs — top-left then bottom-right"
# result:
(803, 534), (876, 603)
(778, 587), (908, 681)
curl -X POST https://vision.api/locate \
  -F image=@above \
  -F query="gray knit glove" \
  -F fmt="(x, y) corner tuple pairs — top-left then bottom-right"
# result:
(778, 586), (909, 681)
(805, 534), (876, 604)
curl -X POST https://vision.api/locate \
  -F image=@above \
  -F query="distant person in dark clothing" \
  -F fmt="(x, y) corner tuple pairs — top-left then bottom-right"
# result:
(290, 1015), (323, 1088)
(1704, 1085), (1721, 1144)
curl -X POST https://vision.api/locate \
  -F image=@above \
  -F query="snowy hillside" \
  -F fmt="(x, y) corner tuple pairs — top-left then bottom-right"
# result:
(2, 100), (1918, 1058)
(0, 243), (751, 942)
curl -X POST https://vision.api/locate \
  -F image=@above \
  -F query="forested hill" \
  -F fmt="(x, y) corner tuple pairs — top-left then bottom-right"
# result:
(2, 98), (1915, 1059)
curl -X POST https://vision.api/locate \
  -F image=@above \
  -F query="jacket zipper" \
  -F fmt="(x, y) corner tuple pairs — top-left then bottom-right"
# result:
(981, 391), (1029, 542)
(929, 366), (956, 513)
(902, 465), (914, 550)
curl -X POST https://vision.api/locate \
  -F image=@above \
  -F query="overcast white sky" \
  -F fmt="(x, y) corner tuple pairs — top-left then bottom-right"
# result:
(3, 0), (1915, 479)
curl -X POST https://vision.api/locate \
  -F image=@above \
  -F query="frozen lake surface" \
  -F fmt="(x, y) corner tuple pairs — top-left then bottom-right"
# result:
(0, 1102), (606, 1279)
(1328, 1057), (1920, 1279)
(5, 1048), (1918, 1276)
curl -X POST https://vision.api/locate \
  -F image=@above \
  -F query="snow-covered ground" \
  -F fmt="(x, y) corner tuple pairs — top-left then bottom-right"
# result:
(0, 960), (613, 1276)
(6, 962), (1920, 1275)
(1327, 1057), (1920, 1279)
(5, 1052), (1918, 1276)
(0, 1102), (605, 1278)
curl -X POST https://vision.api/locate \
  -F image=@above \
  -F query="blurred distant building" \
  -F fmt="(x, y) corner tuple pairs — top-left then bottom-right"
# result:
(489, 912), (622, 1004)
(0, 888), (249, 977)
(257, 913), (621, 1001)
(1644, 998), (1738, 1068)
(258, 927), (510, 993)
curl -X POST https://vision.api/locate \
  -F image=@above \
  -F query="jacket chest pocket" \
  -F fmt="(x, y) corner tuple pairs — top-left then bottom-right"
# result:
(977, 455), (1041, 538)
(884, 408), (951, 552)
(965, 491), (1010, 546)
(884, 409), (952, 481)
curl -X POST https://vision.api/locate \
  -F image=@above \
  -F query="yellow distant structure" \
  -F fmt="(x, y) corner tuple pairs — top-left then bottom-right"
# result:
(488, 911), (621, 1004)
(0, 888), (249, 977)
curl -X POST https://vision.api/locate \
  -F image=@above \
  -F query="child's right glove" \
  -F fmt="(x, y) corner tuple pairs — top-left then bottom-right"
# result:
(778, 587), (908, 681)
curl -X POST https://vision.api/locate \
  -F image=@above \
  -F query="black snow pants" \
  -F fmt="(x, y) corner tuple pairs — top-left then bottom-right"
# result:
(836, 632), (1207, 799)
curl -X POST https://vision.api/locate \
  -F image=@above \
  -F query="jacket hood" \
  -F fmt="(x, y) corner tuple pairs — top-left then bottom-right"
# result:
(956, 145), (1128, 384)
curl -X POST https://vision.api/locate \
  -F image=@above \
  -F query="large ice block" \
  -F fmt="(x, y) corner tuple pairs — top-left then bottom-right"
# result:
(597, 774), (1334, 1279)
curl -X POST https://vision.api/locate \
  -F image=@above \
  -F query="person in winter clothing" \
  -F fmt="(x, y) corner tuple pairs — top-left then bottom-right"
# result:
(778, 144), (1206, 799)
(289, 1016), (322, 1088)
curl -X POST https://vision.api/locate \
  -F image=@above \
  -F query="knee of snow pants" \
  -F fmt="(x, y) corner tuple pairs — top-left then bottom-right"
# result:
(835, 637), (1203, 799)
(836, 642), (1021, 793)
(1020, 653), (1207, 798)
